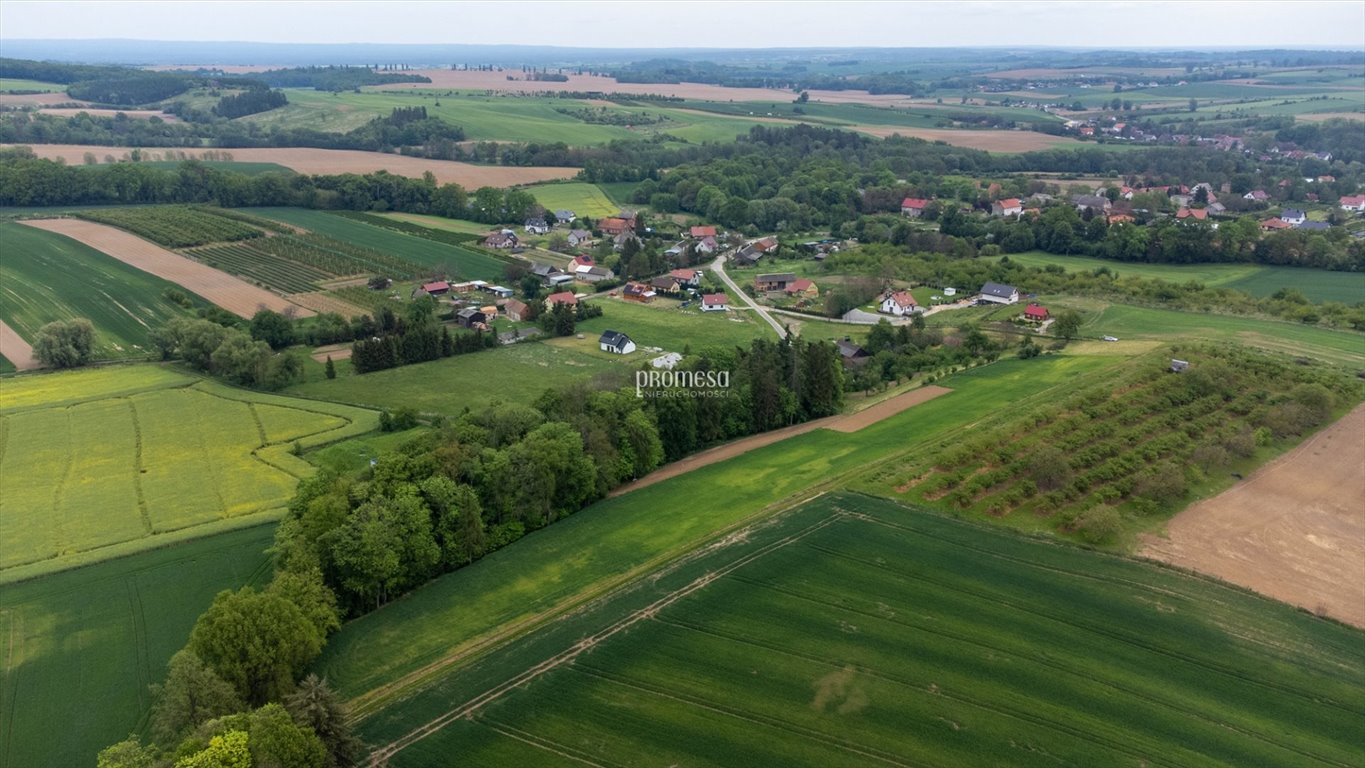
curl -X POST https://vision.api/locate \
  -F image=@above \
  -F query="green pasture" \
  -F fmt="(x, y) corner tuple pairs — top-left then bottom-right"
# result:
(997, 251), (1365, 305)
(0, 222), (206, 358)
(313, 354), (1117, 705)
(367, 492), (1363, 768)
(0, 523), (275, 768)
(569, 296), (770, 351)
(286, 337), (626, 416)
(249, 207), (508, 281)
(0, 366), (377, 579)
(519, 182), (620, 219)
(375, 212), (490, 237)
(0, 79), (63, 92)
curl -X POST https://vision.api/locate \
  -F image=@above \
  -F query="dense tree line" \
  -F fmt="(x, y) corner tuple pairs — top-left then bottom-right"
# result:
(150, 313), (306, 390)
(0, 57), (240, 106)
(239, 65), (431, 91)
(213, 87), (288, 118)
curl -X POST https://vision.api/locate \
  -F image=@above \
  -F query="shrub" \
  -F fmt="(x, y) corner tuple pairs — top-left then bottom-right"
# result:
(1076, 507), (1123, 544)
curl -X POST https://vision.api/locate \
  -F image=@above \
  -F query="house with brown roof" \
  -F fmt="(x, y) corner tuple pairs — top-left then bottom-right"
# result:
(622, 281), (656, 302)
(669, 268), (702, 288)
(754, 272), (797, 292)
(690, 225), (717, 238)
(701, 293), (729, 312)
(501, 298), (530, 322)
(598, 217), (629, 236)
(545, 291), (578, 308)
(784, 278), (818, 299)
(1259, 217), (1291, 231)
(484, 232), (518, 249)
(650, 275), (681, 294)
(878, 291), (919, 317)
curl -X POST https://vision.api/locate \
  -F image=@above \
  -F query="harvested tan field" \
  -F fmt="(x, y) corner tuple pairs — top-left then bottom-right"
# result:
(1296, 112), (1365, 122)
(850, 126), (1080, 152)
(0, 319), (40, 370)
(1141, 405), (1365, 628)
(36, 108), (179, 122)
(609, 385), (950, 498)
(0, 144), (577, 187)
(19, 219), (312, 319)
(371, 69), (798, 102)
(0, 91), (87, 107)
(288, 291), (367, 318)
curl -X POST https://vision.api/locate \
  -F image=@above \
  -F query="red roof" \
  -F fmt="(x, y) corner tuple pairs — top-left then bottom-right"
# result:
(670, 268), (698, 281)
(901, 197), (929, 210)
(1176, 207), (1208, 220)
(572, 254), (594, 266)
(689, 225), (717, 238)
(702, 293), (728, 305)
(421, 280), (450, 293)
(785, 278), (815, 294)
(599, 217), (628, 233)
(545, 291), (577, 306)
(1260, 217), (1291, 229)
(1340, 195), (1365, 206)
(1024, 304), (1049, 319)
(885, 291), (917, 309)
(997, 198), (1022, 209)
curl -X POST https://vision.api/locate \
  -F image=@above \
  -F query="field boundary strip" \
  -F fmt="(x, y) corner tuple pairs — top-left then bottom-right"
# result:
(367, 508), (844, 766)
(0, 321), (38, 371)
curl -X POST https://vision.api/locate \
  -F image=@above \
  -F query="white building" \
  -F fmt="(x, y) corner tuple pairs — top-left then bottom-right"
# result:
(979, 282), (1020, 305)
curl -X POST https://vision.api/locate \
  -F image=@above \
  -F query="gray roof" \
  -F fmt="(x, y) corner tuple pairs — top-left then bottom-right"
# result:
(1295, 220), (1331, 231)
(980, 281), (1018, 299)
(1281, 209), (1305, 219)
(555, 210), (576, 220)
(835, 339), (868, 358)
(757, 272), (797, 283)
(599, 330), (632, 350)
(840, 309), (883, 324)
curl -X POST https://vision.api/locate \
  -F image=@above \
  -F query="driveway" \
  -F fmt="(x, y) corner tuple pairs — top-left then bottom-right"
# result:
(709, 253), (788, 339)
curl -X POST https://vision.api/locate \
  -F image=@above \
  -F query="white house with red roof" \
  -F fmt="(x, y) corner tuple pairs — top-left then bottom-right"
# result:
(1339, 194), (1365, 212)
(669, 268), (702, 288)
(701, 293), (729, 312)
(1023, 303), (1050, 322)
(545, 291), (578, 308)
(991, 199), (1023, 217)
(900, 198), (930, 218)
(879, 291), (920, 317)
(1244, 190), (1269, 202)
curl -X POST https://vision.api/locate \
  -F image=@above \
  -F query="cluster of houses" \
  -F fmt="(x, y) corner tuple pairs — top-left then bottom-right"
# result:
(664, 225), (722, 261)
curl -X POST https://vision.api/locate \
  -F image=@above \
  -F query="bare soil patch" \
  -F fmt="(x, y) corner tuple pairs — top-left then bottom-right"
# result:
(36, 108), (179, 122)
(849, 126), (1081, 152)
(19, 219), (311, 319)
(0, 320), (40, 370)
(610, 385), (950, 498)
(1141, 405), (1365, 628)
(0, 144), (577, 187)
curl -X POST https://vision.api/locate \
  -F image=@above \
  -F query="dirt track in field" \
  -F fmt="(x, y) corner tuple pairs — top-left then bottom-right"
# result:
(848, 126), (1082, 152)
(288, 291), (367, 319)
(0, 320), (40, 370)
(1141, 405), (1365, 628)
(0, 144), (578, 187)
(19, 219), (312, 319)
(608, 386), (950, 498)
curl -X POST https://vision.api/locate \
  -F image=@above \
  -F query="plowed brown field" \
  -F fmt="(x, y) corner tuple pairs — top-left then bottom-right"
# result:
(1142, 405), (1365, 627)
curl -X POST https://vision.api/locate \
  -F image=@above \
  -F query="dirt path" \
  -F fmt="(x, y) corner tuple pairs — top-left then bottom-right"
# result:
(609, 386), (950, 498)
(0, 320), (40, 370)
(1141, 405), (1365, 628)
(19, 219), (311, 320)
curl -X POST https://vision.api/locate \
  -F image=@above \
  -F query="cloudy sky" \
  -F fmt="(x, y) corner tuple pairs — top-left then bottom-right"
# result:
(2, 0), (1363, 48)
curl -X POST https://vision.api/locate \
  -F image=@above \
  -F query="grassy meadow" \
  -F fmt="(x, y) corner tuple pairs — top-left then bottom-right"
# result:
(0, 366), (378, 580)
(0, 524), (275, 768)
(367, 492), (1363, 768)
(519, 182), (621, 219)
(0, 222), (207, 358)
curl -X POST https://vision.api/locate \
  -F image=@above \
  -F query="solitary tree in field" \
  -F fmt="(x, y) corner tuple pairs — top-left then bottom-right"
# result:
(33, 318), (94, 368)
(1052, 310), (1082, 340)
(325, 356), (336, 379)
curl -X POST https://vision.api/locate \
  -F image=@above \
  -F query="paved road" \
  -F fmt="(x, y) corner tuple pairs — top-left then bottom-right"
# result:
(709, 253), (788, 339)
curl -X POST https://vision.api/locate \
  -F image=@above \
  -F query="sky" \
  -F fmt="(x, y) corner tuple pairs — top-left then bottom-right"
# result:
(1, 0), (1364, 49)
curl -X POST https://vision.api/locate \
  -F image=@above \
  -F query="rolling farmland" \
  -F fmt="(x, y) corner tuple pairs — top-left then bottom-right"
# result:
(520, 182), (622, 219)
(0, 366), (378, 579)
(250, 207), (510, 281)
(0, 524), (275, 768)
(0, 222), (206, 359)
(361, 492), (1365, 767)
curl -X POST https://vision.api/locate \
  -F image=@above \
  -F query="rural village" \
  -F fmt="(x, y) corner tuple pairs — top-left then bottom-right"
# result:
(0, 4), (1363, 768)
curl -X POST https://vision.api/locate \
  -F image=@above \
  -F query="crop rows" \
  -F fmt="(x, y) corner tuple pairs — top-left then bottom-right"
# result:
(332, 210), (483, 245)
(189, 243), (330, 294)
(253, 234), (423, 279)
(76, 205), (264, 247)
